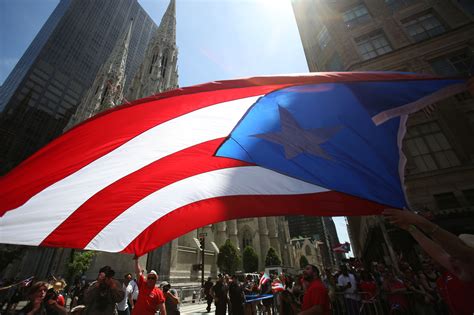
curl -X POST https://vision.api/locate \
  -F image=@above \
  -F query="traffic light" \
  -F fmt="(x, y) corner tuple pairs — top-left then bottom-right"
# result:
(199, 237), (205, 250)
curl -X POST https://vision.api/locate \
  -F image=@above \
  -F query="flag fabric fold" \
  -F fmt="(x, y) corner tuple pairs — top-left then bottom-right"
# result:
(0, 72), (467, 256)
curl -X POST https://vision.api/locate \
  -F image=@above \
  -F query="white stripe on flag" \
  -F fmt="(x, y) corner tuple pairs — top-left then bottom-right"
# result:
(0, 96), (262, 246)
(86, 166), (328, 252)
(372, 83), (466, 125)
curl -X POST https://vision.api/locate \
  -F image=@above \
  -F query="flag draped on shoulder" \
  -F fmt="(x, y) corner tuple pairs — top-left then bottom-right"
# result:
(0, 72), (467, 256)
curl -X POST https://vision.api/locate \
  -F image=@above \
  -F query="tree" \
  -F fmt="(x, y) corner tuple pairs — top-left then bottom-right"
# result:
(217, 239), (241, 274)
(67, 251), (96, 279)
(264, 247), (281, 267)
(299, 255), (309, 268)
(242, 246), (259, 273)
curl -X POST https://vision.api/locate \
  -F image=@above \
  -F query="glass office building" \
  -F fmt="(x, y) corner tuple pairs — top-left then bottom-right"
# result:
(0, 0), (158, 174)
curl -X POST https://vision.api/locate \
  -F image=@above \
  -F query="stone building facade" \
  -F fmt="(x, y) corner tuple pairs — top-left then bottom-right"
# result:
(292, 0), (474, 267)
(146, 217), (295, 282)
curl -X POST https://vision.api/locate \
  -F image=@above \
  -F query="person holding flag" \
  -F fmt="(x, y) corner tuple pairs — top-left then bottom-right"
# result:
(259, 273), (273, 315)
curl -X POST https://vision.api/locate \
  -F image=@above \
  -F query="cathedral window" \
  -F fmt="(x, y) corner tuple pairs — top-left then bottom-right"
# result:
(161, 54), (168, 78)
(150, 54), (158, 74)
(242, 229), (252, 249)
(100, 85), (109, 105)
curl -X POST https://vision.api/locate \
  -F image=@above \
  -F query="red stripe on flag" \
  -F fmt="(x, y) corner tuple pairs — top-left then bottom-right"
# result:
(123, 192), (384, 256)
(0, 86), (274, 216)
(40, 139), (250, 248)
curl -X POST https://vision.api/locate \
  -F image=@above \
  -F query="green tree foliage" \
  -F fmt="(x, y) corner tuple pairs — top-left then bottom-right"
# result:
(299, 255), (309, 268)
(242, 246), (259, 273)
(264, 247), (282, 267)
(67, 251), (96, 279)
(217, 239), (241, 274)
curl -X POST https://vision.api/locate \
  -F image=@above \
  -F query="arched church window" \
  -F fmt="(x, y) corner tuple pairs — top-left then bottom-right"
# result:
(100, 85), (109, 105)
(150, 54), (158, 74)
(242, 229), (252, 249)
(161, 54), (168, 78)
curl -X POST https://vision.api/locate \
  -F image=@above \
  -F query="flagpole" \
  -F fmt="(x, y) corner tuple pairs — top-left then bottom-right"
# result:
(377, 216), (400, 274)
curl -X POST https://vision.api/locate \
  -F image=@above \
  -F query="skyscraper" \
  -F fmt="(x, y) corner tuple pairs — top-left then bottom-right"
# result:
(0, 0), (158, 175)
(64, 20), (134, 131)
(0, 0), (162, 278)
(292, 0), (474, 265)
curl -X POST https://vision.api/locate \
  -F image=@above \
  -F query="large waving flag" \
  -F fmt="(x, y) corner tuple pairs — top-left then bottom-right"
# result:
(0, 72), (467, 256)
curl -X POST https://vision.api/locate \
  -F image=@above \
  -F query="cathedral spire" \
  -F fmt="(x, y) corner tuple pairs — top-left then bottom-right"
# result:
(126, 0), (179, 101)
(156, 0), (176, 44)
(64, 20), (133, 131)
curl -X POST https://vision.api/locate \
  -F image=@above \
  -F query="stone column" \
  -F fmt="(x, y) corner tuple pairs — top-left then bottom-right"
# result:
(227, 220), (239, 250)
(214, 222), (227, 248)
(266, 217), (281, 256)
(258, 218), (270, 270)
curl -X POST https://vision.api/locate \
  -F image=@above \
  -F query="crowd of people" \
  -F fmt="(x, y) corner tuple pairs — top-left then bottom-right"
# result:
(198, 257), (471, 315)
(0, 258), (180, 315)
(1, 209), (472, 314)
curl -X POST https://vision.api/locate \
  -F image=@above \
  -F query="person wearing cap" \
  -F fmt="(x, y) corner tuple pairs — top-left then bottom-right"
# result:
(84, 266), (124, 315)
(161, 281), (180, 315)
(133, 257), (166, 315)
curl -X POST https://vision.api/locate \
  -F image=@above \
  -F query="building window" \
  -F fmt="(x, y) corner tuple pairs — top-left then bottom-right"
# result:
(242, 229), (252, 249)
(430, 49), (474, 76)
(385, 0), (417, 11)
(342, 4), (371, 29)
(325, 53), (344, 71)
(404, 121), (461, 173)
(317, 26), (330, 50)
(355, 31), (393, 60)
(402, 13), (446, 42)
(434, 192), (460, 210)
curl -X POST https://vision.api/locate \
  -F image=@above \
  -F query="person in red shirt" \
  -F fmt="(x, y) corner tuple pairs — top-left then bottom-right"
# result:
(133, 257), (166, 315)
(299, 264), (330, 315)
(359, 270), (377, 301)
(436, 270), (474, 315)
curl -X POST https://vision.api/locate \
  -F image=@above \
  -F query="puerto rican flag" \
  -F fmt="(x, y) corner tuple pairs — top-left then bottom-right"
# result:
(259, 273), (271, 289)
(0, 72), (466, 256)
(271, 279), (285, 293)
(333, 242), (351, 253)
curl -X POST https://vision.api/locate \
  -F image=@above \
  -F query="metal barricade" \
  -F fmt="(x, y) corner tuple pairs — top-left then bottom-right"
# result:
(175, 285), (203, 304)
(329, 291), (443, 315)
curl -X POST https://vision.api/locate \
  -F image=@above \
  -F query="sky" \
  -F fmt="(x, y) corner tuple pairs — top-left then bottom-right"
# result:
(0, 0), (353, 256)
